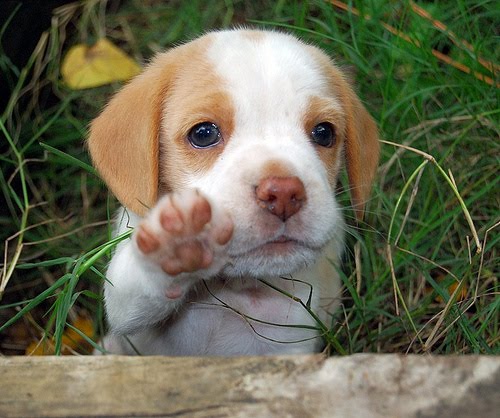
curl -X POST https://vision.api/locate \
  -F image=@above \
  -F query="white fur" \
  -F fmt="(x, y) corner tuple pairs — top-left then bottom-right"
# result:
(101, 30), (348, 356)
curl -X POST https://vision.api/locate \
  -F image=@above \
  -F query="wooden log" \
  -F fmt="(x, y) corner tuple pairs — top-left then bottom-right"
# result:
(1, 354), (499, 417)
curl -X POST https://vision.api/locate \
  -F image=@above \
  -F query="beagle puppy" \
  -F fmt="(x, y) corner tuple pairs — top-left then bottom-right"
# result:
(88, 29), (379, 355)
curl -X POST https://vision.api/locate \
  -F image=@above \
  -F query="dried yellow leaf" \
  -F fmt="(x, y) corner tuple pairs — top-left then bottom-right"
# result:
(61, 38), (141, 89)
(25, 317), (95, 356)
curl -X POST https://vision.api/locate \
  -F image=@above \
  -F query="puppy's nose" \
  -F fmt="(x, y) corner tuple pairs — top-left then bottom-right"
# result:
(255, 176), (306, 221)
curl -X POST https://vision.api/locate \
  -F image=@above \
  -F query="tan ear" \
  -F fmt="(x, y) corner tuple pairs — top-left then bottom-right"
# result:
(87, 60), (169, 216)
(343, 88), (380, 221)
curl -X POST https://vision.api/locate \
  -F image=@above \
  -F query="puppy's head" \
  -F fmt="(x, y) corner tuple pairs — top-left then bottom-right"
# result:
(88, 29), (379, 276)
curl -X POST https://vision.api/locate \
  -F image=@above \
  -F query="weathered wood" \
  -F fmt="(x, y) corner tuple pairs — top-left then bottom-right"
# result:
(1, 354), (499, 417)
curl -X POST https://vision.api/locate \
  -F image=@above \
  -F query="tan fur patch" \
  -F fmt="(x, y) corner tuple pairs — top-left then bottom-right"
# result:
(307, 46), (380, 219)
(257, 160), (295, 180)
(160, 51), (235, 191)
(303, 95), (346, 184)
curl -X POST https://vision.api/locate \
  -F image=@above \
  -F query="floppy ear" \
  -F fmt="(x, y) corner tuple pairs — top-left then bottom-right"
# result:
(343, 87), (380, 221)
(87, 58), (170, 216)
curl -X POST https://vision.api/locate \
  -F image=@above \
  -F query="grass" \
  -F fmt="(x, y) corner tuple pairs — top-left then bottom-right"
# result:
(0, 0), (498, 355)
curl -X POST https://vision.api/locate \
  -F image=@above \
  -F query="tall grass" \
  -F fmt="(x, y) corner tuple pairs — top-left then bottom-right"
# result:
(1, 0), (498, 355)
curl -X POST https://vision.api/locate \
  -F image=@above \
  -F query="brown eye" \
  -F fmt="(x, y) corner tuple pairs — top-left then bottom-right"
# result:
(311, 123), (336, 147)
(188, 122), (221, 148)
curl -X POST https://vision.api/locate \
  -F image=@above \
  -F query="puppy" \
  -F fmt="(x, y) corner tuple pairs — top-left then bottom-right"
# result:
(88, 29), (379, 355)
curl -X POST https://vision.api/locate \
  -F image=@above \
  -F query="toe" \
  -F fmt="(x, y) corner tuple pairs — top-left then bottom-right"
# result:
(136, 225), (160, 253)
(159, 197), (184, 234)
(190, 195), (212, 233)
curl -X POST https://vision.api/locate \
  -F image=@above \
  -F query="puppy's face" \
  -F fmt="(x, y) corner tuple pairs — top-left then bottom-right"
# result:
(88, 30), (379, 277)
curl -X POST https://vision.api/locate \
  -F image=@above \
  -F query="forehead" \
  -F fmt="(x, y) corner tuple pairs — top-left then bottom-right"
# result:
(205, 31), (339, 126)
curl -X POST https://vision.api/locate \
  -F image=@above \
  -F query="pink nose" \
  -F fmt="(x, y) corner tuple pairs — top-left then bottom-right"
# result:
(255, 176), (306, 221)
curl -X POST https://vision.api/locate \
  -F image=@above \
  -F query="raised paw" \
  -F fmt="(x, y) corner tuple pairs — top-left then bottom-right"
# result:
(134, 190), (233, 276)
